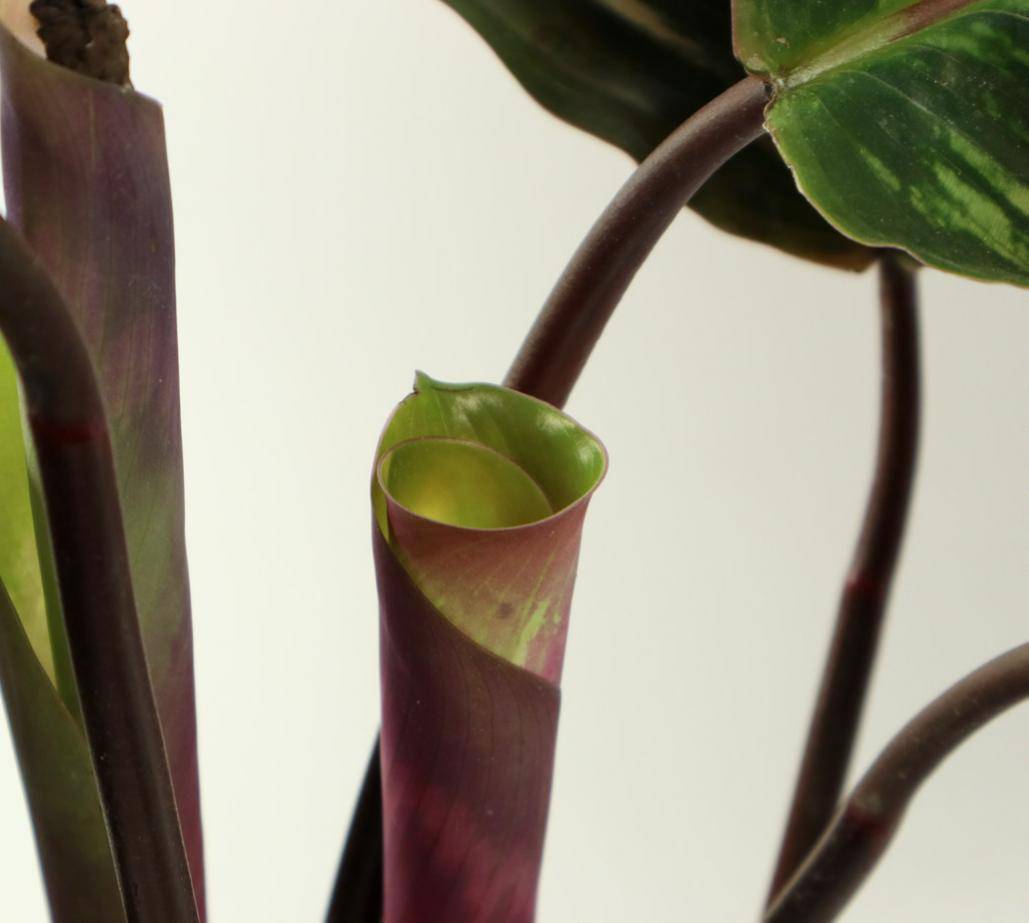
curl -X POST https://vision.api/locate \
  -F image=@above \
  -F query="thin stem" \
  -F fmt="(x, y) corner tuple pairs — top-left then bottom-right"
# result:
(504, 75), (770, 406)
(0, 220), (198, 923)
(326, 743), (383, 923)
(767, 254), (920, 900)
(765, 642), (1029, 923)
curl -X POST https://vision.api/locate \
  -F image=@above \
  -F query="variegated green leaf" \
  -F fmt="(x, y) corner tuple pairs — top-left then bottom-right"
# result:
(736, 0), (1029, 285)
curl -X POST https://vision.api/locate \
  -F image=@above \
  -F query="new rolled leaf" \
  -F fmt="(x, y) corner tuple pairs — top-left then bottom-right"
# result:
(736, 0), (1029, 285)
(374, 374), (605, 922)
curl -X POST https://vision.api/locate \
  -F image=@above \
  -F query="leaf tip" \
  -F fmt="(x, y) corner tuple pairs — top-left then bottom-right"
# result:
(412, 370), (436, 394)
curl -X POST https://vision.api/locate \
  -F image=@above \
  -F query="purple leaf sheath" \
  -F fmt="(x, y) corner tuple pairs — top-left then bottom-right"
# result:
(0, 23), (204, 914)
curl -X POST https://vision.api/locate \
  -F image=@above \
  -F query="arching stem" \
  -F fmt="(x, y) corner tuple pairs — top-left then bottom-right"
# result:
(767, 254), (921, 900)
(504, 75), (770, 405)
(765, 642), (1029, 923)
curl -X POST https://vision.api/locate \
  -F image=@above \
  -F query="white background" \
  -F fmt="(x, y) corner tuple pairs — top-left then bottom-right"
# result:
(1, 2), (1027, 920)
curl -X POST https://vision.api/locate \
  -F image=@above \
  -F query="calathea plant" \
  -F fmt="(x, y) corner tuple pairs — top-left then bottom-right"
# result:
(0, 2), (1024, 923)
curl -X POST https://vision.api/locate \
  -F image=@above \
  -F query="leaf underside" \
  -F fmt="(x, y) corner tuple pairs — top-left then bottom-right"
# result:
(373, 375), (604, 922)
(439, 0), (874, 270)
(737, 0), (1029, 285)
(0, 24), (204, 919)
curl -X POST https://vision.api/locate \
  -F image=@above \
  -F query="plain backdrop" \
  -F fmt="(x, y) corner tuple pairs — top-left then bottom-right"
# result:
(0, 2), (1026, 920)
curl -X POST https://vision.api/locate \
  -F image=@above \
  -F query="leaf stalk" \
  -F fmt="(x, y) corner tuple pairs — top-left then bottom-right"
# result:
(767, 254), (921, 900)
(765, 642), (1029, 923)
(504, 75), (771, 406)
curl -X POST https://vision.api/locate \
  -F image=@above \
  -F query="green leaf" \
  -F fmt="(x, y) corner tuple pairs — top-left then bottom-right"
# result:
(0, 583), (123, 922)
(380, 438), (554, 529)
(373, 375), (605, 919)
(0, 342), (47, 674)
(438, 0), (873, 269)
(736, 0), (1029, 285)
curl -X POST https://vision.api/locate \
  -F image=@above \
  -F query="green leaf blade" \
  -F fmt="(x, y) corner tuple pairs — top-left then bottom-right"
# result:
(739, 0), (1029, 285)
(0, 584), (123, 923)
(0, 343), (47, 675)
(733, 0), (920, 74)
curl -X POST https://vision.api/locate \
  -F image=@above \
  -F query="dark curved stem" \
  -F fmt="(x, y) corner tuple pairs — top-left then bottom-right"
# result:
(765, 642), (1029, 923)
(504, 75), (770, 406)
(767, 254), (920, 900)
(326, 743), (383, 923)
(0, 220), (198, 923)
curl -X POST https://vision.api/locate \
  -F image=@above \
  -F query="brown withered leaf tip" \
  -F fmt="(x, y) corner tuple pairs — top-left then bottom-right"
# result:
(29, 0), (131, 87)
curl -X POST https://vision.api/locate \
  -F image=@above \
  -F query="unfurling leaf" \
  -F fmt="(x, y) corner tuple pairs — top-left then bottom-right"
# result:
(0, 13), (204, 919)
(373, 374), (605, 922)
(737, 0), (1029, 285)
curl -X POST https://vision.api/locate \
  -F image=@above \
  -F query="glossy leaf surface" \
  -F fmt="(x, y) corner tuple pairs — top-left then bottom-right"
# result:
(374, 375), (605, 921)
(438, 0), (873, 269)
(0, 19), (204, 917)
(738, 0), (1029, 285)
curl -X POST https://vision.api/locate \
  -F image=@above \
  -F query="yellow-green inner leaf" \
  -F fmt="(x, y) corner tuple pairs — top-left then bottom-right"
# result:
(746, 0), (1029, 285)
(380, 438), (553, 530)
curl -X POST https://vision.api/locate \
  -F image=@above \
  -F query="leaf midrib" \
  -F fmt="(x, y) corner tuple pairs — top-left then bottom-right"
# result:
(780, 0), (990, 89)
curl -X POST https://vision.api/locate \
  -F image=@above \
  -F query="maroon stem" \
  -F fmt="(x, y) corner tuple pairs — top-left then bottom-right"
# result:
(765, 642), (1029, 923)
(326, 743), (383, 922)
(767, 254), (920, 900)
(0, 220), (199, 923)
(504, 75), (770, 405)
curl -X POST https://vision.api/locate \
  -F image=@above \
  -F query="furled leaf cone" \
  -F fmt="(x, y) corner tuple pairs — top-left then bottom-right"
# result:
(372, 373), (607, 923)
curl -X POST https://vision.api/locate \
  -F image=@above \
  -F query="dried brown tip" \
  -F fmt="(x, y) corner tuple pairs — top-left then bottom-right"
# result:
(29, 0), (131, 87)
